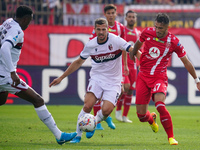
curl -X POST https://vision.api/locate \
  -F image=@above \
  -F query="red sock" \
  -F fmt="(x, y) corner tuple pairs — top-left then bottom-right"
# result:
(137, 110), (153, 124)
(93, 101), (101, 116)
(155, 101), (174, 139)
(116, 93), (126, 111)
(123, 94), (132, 116)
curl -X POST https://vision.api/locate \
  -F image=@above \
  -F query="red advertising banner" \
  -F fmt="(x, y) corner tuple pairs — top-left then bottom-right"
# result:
(20, 25), (93, 65)
(20, 25), (200, 67)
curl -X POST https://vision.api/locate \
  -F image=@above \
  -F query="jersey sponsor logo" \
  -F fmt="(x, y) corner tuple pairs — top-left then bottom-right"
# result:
(127, 31), (135, 36)
(91, 49), (122, 63)
(108, 28), (117, 32)
(153, 37), (164, 44)
(149, 47), (160, 58)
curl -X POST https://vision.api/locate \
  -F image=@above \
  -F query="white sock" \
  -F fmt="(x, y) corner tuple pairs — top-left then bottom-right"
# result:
(35, 105), (62, 140)
(76, 108), (86, 137)
(96, 109), (106, 123)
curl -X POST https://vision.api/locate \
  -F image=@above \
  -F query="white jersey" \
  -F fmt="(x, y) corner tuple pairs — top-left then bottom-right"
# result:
(80, 33), (131, 85)
(0, 18), (24, 78)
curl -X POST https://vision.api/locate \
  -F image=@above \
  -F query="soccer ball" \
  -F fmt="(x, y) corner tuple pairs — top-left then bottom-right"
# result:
(78, 113), (96, 132)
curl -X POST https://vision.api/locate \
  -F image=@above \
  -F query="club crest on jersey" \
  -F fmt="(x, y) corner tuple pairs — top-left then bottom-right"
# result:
(149, 47), (160, 58)
(166, 42), (171, 48)
(108, 44), (113, 51)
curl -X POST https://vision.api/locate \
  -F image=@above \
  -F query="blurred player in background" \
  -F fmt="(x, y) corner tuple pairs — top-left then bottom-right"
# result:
(90, 4), (127, 130)
(115, 10), (141, 123)
(0, 5), (77, 145)
(130, 13), (200, 145)
(50, 18), (141, 143)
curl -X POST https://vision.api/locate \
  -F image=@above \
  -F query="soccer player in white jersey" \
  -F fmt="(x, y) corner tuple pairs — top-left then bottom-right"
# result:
(49, 18), (141, 143)
(130, 13), (200, 145)
(0, 5), (77, 145)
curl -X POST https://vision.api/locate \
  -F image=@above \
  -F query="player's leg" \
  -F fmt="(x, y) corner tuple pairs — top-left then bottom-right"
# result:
(86, 99), (116, 139)
(71, 92), (97, 142)
(0, 91), (8, 106)
(115, 85), (124, 121)
(122, 67), (137, 123)
(15, 84), (76, 145)
(115, 70), (127, 122)
(135, 73), (157, 131)
(102, 86), (120, 129)
(122, 88), (132, 123)
(94, 100), (104, 130)
(152, 79), (178, 145)
(154, 93), (178, 145)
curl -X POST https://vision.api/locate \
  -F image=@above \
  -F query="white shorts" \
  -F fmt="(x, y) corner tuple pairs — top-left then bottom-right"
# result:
(0, 77), (29, 94)
(87, 79), (121, 106)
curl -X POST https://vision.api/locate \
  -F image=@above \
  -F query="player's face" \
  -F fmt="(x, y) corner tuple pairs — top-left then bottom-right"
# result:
(21, 14), (33, 30)
(104, 9), (117, 26)
(155, 21), (168, 38)
(95, 23), (108, 43)
(126, 12), (137, 27)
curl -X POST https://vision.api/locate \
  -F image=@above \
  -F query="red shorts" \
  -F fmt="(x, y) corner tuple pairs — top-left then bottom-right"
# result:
(122, 65), (137, 90)
(135, 72), (168, 105)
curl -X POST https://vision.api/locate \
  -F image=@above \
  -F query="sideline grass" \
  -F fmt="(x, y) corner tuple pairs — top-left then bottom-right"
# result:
(0, 105), (200, 150)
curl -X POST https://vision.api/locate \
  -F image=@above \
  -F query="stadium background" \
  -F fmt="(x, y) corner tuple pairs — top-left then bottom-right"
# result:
(0, 0), (200, 105)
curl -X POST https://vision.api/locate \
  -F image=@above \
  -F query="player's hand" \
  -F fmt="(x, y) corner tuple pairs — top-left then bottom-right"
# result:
(123, 65), (129, 76)
(197, 82), (200, 91)
(11, 71), (20, 87)
(49, 77), (62, 87)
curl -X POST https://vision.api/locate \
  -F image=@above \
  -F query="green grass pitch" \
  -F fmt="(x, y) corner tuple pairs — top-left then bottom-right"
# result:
(0, 105), (200, 150)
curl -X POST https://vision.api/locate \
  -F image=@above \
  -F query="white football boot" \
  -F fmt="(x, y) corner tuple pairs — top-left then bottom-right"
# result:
(115, 110), (123, 121)
(122, 116), (132, 123)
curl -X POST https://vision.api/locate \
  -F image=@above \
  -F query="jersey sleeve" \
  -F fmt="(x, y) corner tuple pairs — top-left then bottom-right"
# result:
(116, 36), (131, 52)
(5, 28), (24, 47)
(173, 37), (186, 58)
(80, 44), (90, 59)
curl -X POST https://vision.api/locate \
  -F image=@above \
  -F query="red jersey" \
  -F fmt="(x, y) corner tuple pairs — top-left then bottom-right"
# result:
(89, 21), (125, 40)
(124, 27), (141, 67)
(139, 27), (186, 77)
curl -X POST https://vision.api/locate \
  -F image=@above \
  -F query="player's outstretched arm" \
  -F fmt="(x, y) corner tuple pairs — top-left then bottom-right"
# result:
(49, 57), (85, 87)
(180, 55), (200, 91)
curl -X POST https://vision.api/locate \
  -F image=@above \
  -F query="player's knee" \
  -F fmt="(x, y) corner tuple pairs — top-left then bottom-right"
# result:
(83, 104), (92, 113)
(33, 94), (44, 107)
(124, 84), (130, 92)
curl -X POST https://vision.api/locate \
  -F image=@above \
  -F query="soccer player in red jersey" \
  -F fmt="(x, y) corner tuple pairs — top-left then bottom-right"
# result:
(90, 4), (127, 130)
(130, 13), (200, 145)
(115, 10), (141, 123)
